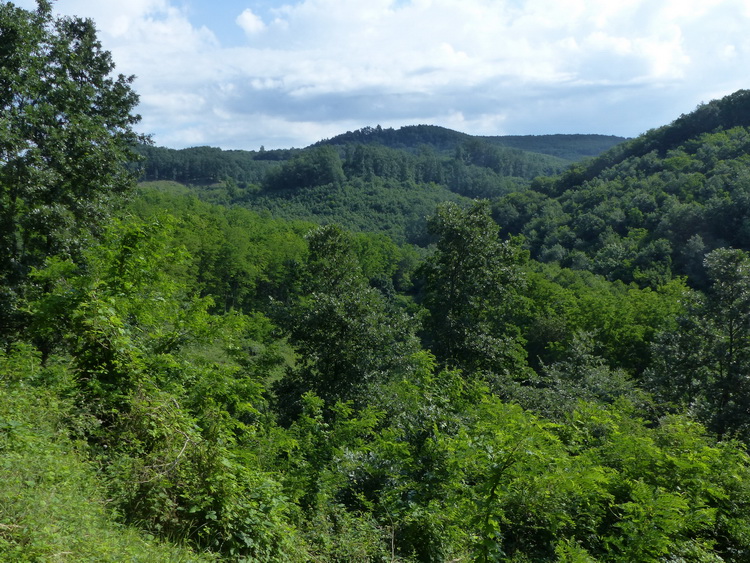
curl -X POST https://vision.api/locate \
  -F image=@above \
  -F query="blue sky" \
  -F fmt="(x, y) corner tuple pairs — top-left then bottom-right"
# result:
(17, 0), (750, 150)
(181, 0), (274, 46)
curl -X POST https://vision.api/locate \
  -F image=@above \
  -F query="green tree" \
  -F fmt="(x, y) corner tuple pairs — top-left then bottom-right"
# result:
(648, 248), (750, 439)
(421, 201), (529, 377)
(0, 0), (142, 340)
(276, 224), (420, 412)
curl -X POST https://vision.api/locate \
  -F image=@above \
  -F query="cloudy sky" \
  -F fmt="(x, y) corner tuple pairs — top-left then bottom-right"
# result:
(17, 0), (750, 149)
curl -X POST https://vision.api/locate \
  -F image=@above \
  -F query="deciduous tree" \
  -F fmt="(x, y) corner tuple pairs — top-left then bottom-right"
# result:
(421, 201), (529, 377)
(0, 0), (142, 339)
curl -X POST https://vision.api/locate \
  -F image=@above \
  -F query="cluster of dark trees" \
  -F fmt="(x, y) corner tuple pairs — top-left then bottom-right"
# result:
(7, 2), (750, 561)
(133, 144), (294, 185)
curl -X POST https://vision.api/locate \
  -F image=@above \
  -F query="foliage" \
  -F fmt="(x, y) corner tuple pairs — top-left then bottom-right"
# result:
(264, 146), (345, 191)
(421, 200), (529, 376)
(0, 0), (142, 341)
(522, 263), (686, 375)
(7, 8), (750, 558)
(240, 174), (467, 245)
(133, 143), (287, 186)
(275, 224), (421, 413)
(8, 179), (750, 560)
(0, 343), (215, 562)
(128, 187), (311, 313)
(647, 248), (750, 441)
(493, 91), (750, 289)
(25, 216), (307, 559)
(135, 126), (623, 246)
(317, 124), (625, 162)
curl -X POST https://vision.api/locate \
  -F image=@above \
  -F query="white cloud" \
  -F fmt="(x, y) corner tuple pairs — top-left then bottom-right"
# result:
(13, 0), (750, 148)
(237, 9), (265, 35)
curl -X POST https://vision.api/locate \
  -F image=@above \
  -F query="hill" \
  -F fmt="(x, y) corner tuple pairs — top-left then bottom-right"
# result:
(493, 89), (750, 287)
(135, 124), (623, 187)
(135, 125), (625, 244)
(315, 124), (625, 161)
(11, 5), (750, 560)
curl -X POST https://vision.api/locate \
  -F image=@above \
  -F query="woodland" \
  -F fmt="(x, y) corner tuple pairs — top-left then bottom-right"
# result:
(6, 2), (750, 562)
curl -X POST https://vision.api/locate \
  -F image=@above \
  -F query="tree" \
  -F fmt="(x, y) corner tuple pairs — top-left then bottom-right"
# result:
(276, 224), (420, 413)
(647, 248), (750, 439)
(421, 201), (529, 377)
(0, 0), (143, 340)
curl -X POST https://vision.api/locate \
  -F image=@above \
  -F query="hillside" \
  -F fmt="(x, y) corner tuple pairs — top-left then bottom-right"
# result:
(493, 89), (750, 288)
(315, 123), (626, 161)
(485, 133), (628, 161)
(8, 5), (750, 559)
(135, 124), (622, 187)
(136, 126), (624, 243)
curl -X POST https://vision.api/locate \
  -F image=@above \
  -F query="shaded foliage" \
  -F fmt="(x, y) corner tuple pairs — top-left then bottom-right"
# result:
(421, 201), (529, 376)
(493, 91), (750, 289)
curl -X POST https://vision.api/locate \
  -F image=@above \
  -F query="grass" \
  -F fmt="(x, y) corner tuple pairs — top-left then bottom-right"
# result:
(0, 344), (217, 562)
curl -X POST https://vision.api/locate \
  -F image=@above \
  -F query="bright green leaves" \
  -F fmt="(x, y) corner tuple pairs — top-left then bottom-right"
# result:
(523, 263), (686, 376)
(609, 481), (693, 561)
(559, 403), (750, 561)
(450, 401), (567, 561)
(320, 370), (750, 561)
(448, 400), (750, 561)
(61, 217), (210, 404)
(4, 63), (750, 561)
(0, 344), (215, 562)
(20, 214), (306, 559)
(10, 192), (750, 560)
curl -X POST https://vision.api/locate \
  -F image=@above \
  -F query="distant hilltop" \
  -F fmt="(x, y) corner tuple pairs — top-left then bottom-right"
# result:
(314, 123), (627, 161)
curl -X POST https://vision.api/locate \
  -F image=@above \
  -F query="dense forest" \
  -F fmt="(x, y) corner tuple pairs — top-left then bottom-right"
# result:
(135, 129), (624, 245)
(6, 2), (750, 561)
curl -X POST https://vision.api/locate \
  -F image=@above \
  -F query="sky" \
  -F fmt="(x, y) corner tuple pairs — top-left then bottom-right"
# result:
(15, 0), (750, 150)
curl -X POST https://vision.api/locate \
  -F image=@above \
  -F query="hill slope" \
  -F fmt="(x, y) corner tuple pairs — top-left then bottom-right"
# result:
(493, 89), (750, 287)
(315, 124), (625, 161)
(136, 125), (625, 244)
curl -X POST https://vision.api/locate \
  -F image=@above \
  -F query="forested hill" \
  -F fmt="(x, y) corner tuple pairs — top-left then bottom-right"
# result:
(314, 124), (626, 161)
(136, 125), (623, 186)
(136, 126), (624, 244)
(135, 91), (750, 282)
(493, 89), (750, 288)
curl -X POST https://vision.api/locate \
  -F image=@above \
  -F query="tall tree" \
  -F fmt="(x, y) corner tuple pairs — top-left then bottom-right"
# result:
(648, 248), (750, 439)
(0, 0), (143, 339)
(421, 201), (529, 377)
(277, 224), (419, 412)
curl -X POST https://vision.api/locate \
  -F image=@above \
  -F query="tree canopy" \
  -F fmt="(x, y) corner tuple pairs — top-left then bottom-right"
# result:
(0, 0), (143, 341)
